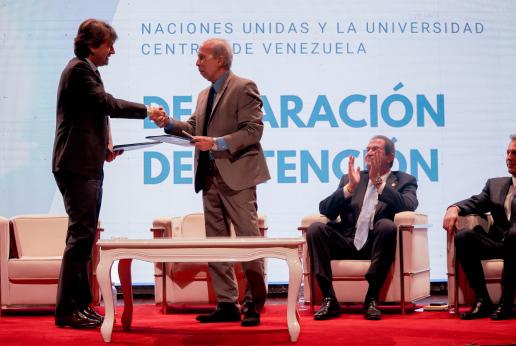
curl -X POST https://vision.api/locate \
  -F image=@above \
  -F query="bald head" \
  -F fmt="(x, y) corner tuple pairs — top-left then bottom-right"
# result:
(203, 38), (233, 69)
(196, 38), (233, 82)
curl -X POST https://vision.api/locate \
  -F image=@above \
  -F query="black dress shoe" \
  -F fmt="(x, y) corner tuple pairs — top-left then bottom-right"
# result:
(196, 303), (241, 323)
(241, 302), (260, 327)
(491, 300), (513, 320)
(80, 306), (104, 323)
(314, 297), (341, 320)
(364, 298), (381, 320)
(460, 298), (494, 320)
(55, 309), (101, 329)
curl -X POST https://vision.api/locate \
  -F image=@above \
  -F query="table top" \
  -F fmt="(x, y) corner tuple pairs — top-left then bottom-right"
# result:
(98, 237), (305, 249)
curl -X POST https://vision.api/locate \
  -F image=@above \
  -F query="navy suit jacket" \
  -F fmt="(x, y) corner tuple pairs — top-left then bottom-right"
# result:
(52, 57), (147, 179)
(455, 177), (513, 241)
(320, 171), (419, 235)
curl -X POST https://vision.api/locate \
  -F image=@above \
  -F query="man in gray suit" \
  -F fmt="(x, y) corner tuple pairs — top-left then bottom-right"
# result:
(152, 38), (270, 326)
(443, 135), (516, 320)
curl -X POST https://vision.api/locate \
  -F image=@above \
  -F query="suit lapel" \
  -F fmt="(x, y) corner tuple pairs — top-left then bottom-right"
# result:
(197, 88), (210, 135)
(375, 172), (396, 214)
(202, 72), (232, 132)
(81, 58), (103, 85)
(498, 177), (512, 206)
(211, 73), (231, 116)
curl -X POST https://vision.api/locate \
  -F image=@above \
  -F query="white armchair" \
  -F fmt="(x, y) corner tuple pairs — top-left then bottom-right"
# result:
(151, 213), (268, 311)
(0, 214), (101, 313)
(298, 211), (430, 313)
(446, 214), (512, 312)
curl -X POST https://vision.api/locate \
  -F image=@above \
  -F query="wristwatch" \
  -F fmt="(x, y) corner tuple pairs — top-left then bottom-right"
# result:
(374, 176), (383, 188)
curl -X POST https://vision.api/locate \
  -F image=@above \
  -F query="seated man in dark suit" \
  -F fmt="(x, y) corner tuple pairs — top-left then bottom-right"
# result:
(306, 135), (418, 320)
(443, 134), (516, 320)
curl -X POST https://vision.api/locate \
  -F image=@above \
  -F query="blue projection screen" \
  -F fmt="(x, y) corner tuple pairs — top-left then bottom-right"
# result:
(1, 0), (515, 284)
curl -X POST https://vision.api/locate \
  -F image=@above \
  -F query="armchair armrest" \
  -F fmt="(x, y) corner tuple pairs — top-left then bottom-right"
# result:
(257, 213), (268, 231)
(456, 214), (492, 233)
(0, 217), (9, 259)
(298, 214), (330, 232)
(394, 211), (428, 227)
(0, 217), (9, 302)
(151, 217), (176, 238)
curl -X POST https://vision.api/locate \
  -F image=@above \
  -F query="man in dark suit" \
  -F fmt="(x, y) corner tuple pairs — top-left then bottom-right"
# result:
(151, 38), (270, 326)
(443, 135), (516, 320)
(52, 19), (164, 329)
(306, 135), (418, 320)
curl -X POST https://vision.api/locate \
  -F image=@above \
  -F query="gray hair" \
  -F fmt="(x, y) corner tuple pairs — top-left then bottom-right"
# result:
(205, 38), (233, 69)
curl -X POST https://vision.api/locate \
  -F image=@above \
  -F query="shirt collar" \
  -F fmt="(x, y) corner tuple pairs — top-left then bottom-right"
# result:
(381, 171), (391, 181)
(212, 71), (229, 93)
(85, 58), (98, 72)
(512, 176), (516, 188)
(366, 171), (391, 187)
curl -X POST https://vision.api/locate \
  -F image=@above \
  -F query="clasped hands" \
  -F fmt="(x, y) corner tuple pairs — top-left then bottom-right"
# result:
(147, 106), (215, 151)
(346, 151), (383, 194)
(148, 106), (169, 128)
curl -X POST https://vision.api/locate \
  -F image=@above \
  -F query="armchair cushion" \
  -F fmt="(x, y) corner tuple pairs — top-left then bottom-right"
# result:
(8, 258), (61, 282)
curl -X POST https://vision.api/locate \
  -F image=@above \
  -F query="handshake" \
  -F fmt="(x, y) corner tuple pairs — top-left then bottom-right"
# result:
(146, 106), (216, 151)
(148, 106), (169, 128)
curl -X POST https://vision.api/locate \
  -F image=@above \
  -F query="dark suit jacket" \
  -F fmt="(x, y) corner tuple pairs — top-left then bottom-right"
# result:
(166, 71), (270, 192)
(52, 57), (147, 179)
(455, 177), (513, 241)
(320, 171), (418, 234)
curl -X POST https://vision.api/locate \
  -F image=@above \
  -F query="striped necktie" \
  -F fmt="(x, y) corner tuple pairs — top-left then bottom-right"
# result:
(354, 182), (378, 250)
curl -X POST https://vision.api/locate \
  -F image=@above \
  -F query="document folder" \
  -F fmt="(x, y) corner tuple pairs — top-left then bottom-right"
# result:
(146, 134), (194, 147)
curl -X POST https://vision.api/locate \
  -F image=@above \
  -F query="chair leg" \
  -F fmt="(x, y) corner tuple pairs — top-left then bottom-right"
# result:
(162, 262), (167, 314)
(453, 258), (459, 316)
(399, 226), (406, 315)
(309, 272), (315, 312)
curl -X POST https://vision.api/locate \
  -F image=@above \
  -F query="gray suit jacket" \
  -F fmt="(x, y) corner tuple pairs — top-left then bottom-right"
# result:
(455, 177), (513, 241)
(167, 71), (270, 192)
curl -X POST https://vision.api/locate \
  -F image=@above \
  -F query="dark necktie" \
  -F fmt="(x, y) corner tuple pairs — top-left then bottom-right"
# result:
(511, 194), (516, 226)
(94, 69), (103, 85)
(195, 86), (216, 192)
(202, 86), (216, 136)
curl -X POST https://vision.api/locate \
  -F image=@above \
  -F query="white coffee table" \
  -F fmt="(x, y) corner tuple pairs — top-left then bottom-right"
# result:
(96, 237), (305, 342)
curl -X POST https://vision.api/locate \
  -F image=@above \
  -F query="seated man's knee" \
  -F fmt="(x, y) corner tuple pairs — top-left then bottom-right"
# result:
(373, 219), (396, 237)
(504, 228), (516, 245)
(454, 228), (474, 247)
(306, 222), (327, 243)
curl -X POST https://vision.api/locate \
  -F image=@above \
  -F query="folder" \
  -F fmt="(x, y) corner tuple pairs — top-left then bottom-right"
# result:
(146, 134), (194, 147)
(113, 141), (160, 151)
